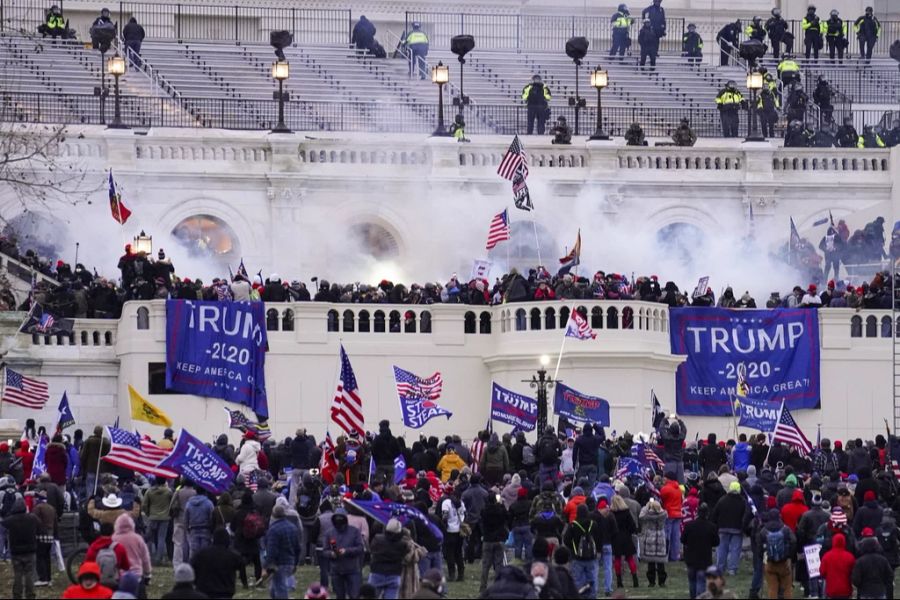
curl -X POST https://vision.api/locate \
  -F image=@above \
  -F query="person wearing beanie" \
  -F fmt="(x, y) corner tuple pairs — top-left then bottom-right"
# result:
(591, 496), (619, 596)
(368, 517), (411, 599)
(3, 495), (39, 599)
(190, 527), (243, 599)
(325, 511), (364, 598)
(563, 486), (587, 523)
(681, 503), (719, 599)
(265, 502), (301, 599)
(853, 489), (883, 537)
(853, 527), (894, 599)
(161, 564), (207, 599)
(111, 571), (141, 599)
(797, 494), (832, 596)
(62, 562), (114, 599)
(509, 486), (533, 561)
(710, 481), (747, 577)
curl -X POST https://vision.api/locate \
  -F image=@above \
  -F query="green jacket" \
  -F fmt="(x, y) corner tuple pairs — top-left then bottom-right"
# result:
(143, 485), (174, 521)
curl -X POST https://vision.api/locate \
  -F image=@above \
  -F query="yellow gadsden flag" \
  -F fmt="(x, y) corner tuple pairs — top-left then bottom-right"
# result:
(129, 385), (173, 428)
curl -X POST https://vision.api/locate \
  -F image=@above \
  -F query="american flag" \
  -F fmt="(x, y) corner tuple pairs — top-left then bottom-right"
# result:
(223, 408), (271, 442)
(565, 309), (596, 340)
(2, 368), (50, 409)
(616, 457), (643, 479)
(773, 403), (813, 455)
(485, 209), (511, 251)
(331, 345), (365, 437)
(246, 470), (259, 492)
(393, 366), (443, 400)
(103, 427), (177, 479)
(497, 135), (528, 181)
(35, 313), (54, 333)
(632, 442), (665, 472)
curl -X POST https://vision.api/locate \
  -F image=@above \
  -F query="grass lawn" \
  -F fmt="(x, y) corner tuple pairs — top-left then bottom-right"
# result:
(0, 557), (761, 599)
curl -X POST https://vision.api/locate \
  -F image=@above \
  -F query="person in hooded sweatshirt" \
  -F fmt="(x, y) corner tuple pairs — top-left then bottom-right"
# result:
(819, 532), (854, 600)
(699, 434), (727, 478)
(731, 434), (751, 474)
(480, 433), (510, 487)
(4, 495), (38, 599)
(853, 490), (883, 537)
(191, 527), (242, 599)
(781, 489), (808, 533)
(852, 529), (894, 599)
(112, 514), (151, 596)
(161, 563), (207, 599)
(712, 482), (747, 576)
(62, 562), (114, 599)
(879, 508), (900, 598)
(236, 431), (261, 476)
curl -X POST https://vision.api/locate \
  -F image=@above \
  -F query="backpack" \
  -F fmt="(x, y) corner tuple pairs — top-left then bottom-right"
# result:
(522, 446), (536, 467)
(96, 541), (120, 587)
(573, 521), (597, 560)
(765, 528), (788, 562)
(242, 512), (266, 539)
(0, 490), (17, 517)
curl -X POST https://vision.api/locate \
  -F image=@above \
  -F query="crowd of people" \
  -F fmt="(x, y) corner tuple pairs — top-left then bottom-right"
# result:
(1, 412), (899, 599)
(0, 214), (895, 323)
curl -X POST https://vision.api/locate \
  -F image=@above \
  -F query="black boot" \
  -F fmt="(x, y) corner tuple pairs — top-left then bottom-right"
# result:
(632, 573), (639, 588)
(616, 574), (623, 588)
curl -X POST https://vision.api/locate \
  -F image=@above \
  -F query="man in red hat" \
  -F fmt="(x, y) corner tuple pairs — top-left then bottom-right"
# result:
(801, 284), (822, 307)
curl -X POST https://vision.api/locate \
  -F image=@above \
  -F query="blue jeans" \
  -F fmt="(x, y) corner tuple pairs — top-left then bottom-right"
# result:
(665, 517), (682, 561)
(687, 566), (706, 599)
(418, 550), (442, 577)
(368, 572), (401, 599)
(331, 571), (360, 600)
(601, 544), (614, 594)
(511, 525), (533, 560)
(716, 529), (742, 574)
(409, 44), (428, 79)
(269, 564), (296, 599)
(0, 523), (9, 560)
(187, 529), (211, 562)
(146, 520), (170, 562)
(571, 558), (598, 598)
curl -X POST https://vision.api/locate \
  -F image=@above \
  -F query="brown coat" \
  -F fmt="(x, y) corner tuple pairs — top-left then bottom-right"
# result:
(87, 498), (141, 527)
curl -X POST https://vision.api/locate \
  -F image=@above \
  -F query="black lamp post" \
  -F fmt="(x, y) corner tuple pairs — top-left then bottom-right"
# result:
(589, 66), (610, 140)
(450, 35), (474, 116)
(526, 355), (555, 435)
(106, 53), (128, 129)
(271, 60), (292, 134)
(745, 69), (766, 142)
(431, 61), (451, 136)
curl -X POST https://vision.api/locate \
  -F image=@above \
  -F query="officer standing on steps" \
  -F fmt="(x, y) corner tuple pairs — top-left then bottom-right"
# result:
(802, 5), (826, 60)
(757, 84), (779, 139)
(715, 80), (744, 138)
(641, 0), (666, 41)
(609, 4), (633, 59)
(404, 22), (429, 80)
(682, 23), (703, 64)
(766, 8), (789, 59)
(854, 7), (881, 62)
(715, 20), (741, 66)
(825, 10), (847, 61)
(522, 74), (552, 135)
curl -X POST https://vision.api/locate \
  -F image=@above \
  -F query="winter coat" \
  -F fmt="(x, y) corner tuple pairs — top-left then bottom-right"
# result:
(142, 485), (173, 522)
(184, 494), (214, 532)
(796, 507), (830, 548)
(711, 492), (746, 531)
(264, 517), (300, 568)
(611, 508), (637, 556)
(112, 514), (151, 578)
(80, 433), (111, 475)
(681, 516), (719, 569)
(327, 523), (364, 574)
(639, 505), (667, 562)
(819, 533), (855, 599)
(481, 442), (510, 474)
(236, 440), (261, 475)
(853, 499), (883, 537)
(481, 502), (509, 543)
(481, 565), (539, 599)
(370, 530), (411, 576)
(660, 480), (683, 518)
(2, 499), (38, 555)
(45, 442), (67, 486)
(780, 490), (808, 532)
(852, 537), (894, 598)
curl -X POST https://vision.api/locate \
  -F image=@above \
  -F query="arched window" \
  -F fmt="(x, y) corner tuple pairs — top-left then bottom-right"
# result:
(136, 307), (149, 330)
(420, 311), (432, 333)
(559, 306), (571, 328)
(515, 309), (527, 331)
(882, 316), (892, 338)
(850, 315), (862, 337)
(404, 311), (417, 333)
(479, 311), (491, 334)
(389, 310), (401, 332)
(349, 223), (400, 260)
(282, 309), (294, 332)
(327, 309), (339, 332)
(266, 309), (280, 331)
(591, 307), (603, 329)
(374, 310), (386, 333)
(865, 315), (877, 338)
(607, 307), (619, 329)
(170, 214), (241, 265)
(342, 310), (355, 333)
(623, 307), (634, 330)
(92, 331), (100, 345)
(358, 310), (371, 333)
(464, 311), (476, 334)
(530, 308), (542, 330)
(545, 307), (556, 330)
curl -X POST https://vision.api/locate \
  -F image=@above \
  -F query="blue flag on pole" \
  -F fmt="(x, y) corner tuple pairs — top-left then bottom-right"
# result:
(394, 366), (452, 429)
(490, 382), (538, 431)
(346, 499), (443, 541)
(736, 396), (783, 432)
(31, 436), (47, 477)
(393, 455), (407, 485)
(56, 392), (75, 432)
(553, 383), (610, 426)
(165, 300), (269, 417)
(157, 429), (234, 494)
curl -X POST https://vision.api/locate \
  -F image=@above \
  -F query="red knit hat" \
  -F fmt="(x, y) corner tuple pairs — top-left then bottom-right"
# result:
(834, 440), (842, 448)
(597, 498), (609, 510)
(864, 490), (877, 502)
(862, 527), (875, 538)
(517, 487), (528, 499)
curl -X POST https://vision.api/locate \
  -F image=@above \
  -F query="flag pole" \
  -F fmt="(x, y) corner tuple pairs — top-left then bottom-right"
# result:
(763, 399), (785, 468)
(530, 214), (543, 269)
(552, 314), (570, 381)
(729, 392), (739, 441)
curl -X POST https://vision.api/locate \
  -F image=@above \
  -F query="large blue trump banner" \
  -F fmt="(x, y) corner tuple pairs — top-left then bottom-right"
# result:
(166, 300), (269, 417)
(669, 308), (819, 416)
(554, 383), (610, 426)
(491, 382), (538, 431)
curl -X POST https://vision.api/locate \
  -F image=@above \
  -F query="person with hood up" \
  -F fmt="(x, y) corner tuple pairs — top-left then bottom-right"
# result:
(852, 529), (894, 599)
(819, 531), (854, 600)
(265, 504), (301, 599)
(436, 445), (465, 482)
(326, 511), (364, 599)
(712, 481), (747, 576)
(853, 489), (883, 536)
(112, 514), (151, 592)
(4, 495), (39, 598)
(639, 499), (668, 586)
(368, 517), (411, 599)
(184, 489), (214, 560)
(236, 431), (261, 476)
(62, 562), (114, 599)
(563, 486), (587, 523)
(717, 287), (737, 308)
(781, 488), (809, 532)
(480, 433), (510, 486)
(191, 527), (244, 598)
(682, 503), (720, 599)
(44, 434), (68, 488)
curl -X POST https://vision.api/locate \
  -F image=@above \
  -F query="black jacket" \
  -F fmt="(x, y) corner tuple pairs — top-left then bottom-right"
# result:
(853, 500), (884, 536)
(852, 537), (893, 597)
(372, 429), (400, 466)
(711, 493), (747, 531)
(161, 583), (209, 599)
(480, 565), (538, 599)
(482, 502), (510, 543)
(681, 517), (719, 569)
(369, 530), (410, 576)
(191, 537), (243, 599)
(699, 444), (727, 476)
(2, 507), (38, 556)
(123, 19), (145, 42)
